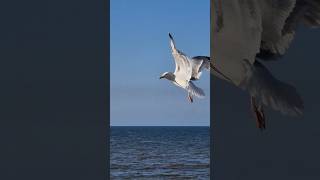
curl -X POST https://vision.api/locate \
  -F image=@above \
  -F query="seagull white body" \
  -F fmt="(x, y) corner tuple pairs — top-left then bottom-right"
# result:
(160, 34), (210, 102)
(212, 0), (320, 129)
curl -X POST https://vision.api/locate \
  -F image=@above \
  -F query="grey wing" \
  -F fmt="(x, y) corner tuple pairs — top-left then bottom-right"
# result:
(257, 0), (320, 60)
(190, 56), (211, 80)
(187, 81), (205, 98)
(169, 33), (192, 81)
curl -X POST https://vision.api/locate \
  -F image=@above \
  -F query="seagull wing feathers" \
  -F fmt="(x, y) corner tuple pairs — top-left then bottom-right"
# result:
(169, 33), (192, 81)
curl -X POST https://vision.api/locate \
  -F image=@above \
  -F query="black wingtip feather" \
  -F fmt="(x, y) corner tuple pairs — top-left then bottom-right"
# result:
(168, 33), (173, 39)
(192, 56), (210, 61)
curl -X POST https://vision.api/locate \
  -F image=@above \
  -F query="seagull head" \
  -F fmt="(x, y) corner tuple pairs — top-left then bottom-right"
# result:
(159, 72), (175, 81)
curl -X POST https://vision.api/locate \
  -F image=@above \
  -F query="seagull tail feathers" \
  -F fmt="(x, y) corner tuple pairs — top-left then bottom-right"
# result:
(241, 60), (304, 116)
(187, 81), (205, 99)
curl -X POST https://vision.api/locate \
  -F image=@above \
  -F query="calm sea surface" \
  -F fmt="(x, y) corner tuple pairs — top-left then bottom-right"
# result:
(110, 126), (209, 180)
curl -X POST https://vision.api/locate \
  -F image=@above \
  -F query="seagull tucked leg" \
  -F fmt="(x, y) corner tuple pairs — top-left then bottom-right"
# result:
(251, 96), (266, 130)
(188, 93), (193, 103)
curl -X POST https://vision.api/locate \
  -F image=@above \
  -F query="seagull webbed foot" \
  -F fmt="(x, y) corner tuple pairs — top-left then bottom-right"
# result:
(188, 94), (193, 103)
(251, 96), (266, 130)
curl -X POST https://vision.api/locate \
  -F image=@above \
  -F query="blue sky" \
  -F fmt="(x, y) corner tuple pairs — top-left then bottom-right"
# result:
(111, 0), (210, 126)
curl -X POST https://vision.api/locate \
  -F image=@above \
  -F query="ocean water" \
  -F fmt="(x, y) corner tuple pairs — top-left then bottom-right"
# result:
(110, 126), (210, 180)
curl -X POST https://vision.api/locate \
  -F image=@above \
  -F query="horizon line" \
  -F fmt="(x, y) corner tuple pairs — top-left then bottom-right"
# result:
(110, 125), (210, 127)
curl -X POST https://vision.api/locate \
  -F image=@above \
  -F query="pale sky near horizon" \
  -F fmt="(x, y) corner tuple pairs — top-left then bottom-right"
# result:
(110, 0), (210, 126)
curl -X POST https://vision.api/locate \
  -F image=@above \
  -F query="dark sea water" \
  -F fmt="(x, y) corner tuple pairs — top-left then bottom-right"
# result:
(110, 126), (209, 180)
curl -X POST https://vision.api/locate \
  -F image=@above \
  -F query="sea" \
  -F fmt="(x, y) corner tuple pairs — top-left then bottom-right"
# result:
(110, 126), (210, 180)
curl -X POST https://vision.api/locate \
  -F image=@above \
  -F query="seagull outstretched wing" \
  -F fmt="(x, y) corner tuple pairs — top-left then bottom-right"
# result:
(169, 33), (192, 87)
(190, 56), (210, 80)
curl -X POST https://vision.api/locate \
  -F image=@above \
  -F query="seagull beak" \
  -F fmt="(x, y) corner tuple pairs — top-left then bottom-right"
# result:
(159, 76), (163, 79)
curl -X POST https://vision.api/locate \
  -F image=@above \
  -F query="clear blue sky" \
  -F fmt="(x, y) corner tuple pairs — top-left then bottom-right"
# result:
(111, 0), (210, 126)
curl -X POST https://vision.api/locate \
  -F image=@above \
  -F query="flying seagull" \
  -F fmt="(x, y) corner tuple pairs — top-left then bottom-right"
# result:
(159, 33), (211, 103)
(212, 0), (320, 129)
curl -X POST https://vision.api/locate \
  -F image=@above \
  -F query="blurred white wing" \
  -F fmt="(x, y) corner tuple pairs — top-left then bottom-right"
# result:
(256, 0), (296, 58)
(257, 0), (320, 60)
(211, 0), (320, 115)
(212, 0), (263, 85)
(213, 0), (320, 77)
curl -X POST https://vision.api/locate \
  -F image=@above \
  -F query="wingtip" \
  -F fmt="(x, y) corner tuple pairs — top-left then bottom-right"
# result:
(168, 33), (173, 39)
